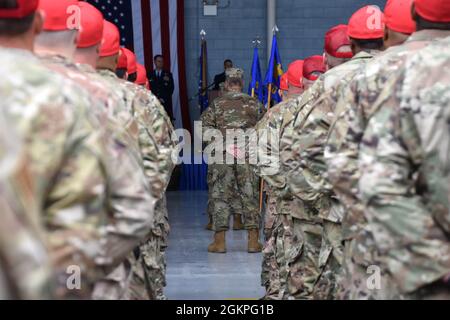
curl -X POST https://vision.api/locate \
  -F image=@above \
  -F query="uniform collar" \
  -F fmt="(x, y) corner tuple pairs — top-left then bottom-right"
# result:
(407, 29), (450, 43)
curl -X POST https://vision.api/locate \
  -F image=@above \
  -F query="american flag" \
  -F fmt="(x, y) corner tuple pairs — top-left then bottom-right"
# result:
(86, 0), (191, 132)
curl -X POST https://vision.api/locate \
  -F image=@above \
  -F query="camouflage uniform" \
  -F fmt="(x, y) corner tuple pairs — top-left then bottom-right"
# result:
(280, 50), (377, 299)
(97, 68), (175, 300)
(201, 82), (264, 232)
(0, 115), (52, 300)
(358, 35), (450, 300)
(325, 30), (450, 300)
(0, 47), (154, 299)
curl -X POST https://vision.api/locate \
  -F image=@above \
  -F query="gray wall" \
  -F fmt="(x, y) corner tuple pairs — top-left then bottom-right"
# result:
(185, 0), (386, 123)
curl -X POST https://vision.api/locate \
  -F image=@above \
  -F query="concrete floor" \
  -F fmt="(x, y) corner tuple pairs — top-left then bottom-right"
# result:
(165, 191), (265, 300)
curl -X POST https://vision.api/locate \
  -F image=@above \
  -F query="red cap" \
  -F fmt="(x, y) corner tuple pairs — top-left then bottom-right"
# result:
(287, 60), (304, 88)
(0, 0), (38, 18)
(324, 25), (353, 59)
(100, 20), (120, 57)
(348, 5), (385, 39)
(122, 47), (137, 74)
(39, 0), (79, 31)
(77, 1), (104, 48)
(280, 73), (288, 91)
(385, 0), (416, 34)
(303, 55), (326, 81)
(117, 47), (128, 69)
(415, 0), (450, 22)
(135, 63), (148, 86)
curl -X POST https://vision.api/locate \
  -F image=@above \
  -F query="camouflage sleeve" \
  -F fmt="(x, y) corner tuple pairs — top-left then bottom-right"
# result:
(45, 95), (154, 284)
(257, 105), (286, 189)
(281, 94), (323, 202)
(325, 80), (364, 210)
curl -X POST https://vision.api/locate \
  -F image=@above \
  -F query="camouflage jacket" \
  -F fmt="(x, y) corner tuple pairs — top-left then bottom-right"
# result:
(358, 36), (450, 293)
(97, 69), (175, 200)
(37, 54), (155, 281)
(280, 51), (378, 222)
(326, 30), (450, 239)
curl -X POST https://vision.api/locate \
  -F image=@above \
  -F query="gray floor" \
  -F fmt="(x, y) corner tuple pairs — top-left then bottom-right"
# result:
(165, 191), (265, 300)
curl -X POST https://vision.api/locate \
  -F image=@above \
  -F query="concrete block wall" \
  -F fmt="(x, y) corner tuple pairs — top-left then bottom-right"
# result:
(185, 0), (386, 123)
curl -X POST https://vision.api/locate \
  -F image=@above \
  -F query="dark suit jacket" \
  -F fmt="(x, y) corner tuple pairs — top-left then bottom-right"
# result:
(213, 72), (226, 91)
(148, 69), (175, 120)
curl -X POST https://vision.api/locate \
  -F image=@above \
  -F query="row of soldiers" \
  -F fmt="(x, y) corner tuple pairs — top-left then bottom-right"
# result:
(0, 0), (176, 300)
(200, 0), (450, 300)
(254, 0), (450, 300)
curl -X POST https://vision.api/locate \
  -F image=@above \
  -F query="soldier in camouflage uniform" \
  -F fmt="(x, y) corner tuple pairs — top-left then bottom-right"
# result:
(94, 21), (175, 300)
(201, 68), (264, 254)
(0, 0), (153, 300)
(324, 0), (450, 299)
(358, 34), (450, 300)
(254, 60), (305, 299)
(280, 9), (385, 298)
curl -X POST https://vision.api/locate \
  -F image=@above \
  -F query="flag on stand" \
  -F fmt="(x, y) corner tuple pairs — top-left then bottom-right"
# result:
(87, 0), (191, 132)
(199, 35), (209, 114)
(264, 33), (283, 106)
(248, 46), (264, 103)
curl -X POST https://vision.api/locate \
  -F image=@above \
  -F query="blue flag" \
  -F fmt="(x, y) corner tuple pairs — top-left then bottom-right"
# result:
(264, 34), (283, 105)
(248, 47), (264, 103)
(199, 38), (209, 114)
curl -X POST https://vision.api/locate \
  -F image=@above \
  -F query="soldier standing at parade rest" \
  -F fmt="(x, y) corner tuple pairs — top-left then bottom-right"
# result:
(201, 68), (265, 254)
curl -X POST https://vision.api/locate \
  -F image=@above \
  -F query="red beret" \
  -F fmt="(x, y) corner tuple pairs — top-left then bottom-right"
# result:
(287, 60), (304, 88)
(415, 0), (450, 22)
(100, 20), (120, 57)
(39, 0), (79, 31)
(135, 63), (148, 86)
(385, 0), (416, 34)
(280, 73), (288, 91)
(117, 47), (128, 69)
(122, 47), (137, 74)
(348, 5), (385, 39)
(77, 1), (103, 48)
(324, 24), (353, 59)
(303, 55), (326, 81)
(0, 0), (38, 18)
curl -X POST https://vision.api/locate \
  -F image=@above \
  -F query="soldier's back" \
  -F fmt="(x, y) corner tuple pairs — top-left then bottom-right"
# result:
(214, 92), (262, 131)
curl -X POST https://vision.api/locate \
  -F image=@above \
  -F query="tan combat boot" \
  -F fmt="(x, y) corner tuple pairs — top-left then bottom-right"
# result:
(248, 229), (263, 253)
(208, 231), (226, 253)
(233, 214), (244, 230)
(205, 215), (213, 231)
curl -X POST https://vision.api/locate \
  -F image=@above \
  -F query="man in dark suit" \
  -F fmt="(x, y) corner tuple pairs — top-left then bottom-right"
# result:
(148, 55), (175, 121)
(213, 59), (233, 91)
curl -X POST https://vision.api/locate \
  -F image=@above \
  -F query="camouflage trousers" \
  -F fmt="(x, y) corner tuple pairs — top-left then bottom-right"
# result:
(284, 216), (323, 300)
(209, 164), (260, 231)
(261, 192), (287, 300)
(313, 220), (344, 300)
(127, 197), (169, 300)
